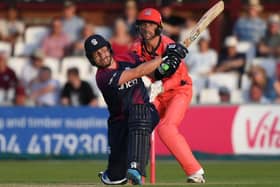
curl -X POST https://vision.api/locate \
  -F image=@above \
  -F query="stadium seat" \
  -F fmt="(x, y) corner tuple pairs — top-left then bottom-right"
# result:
(85, 70), (107, 108)
(61, 56), (91, 81)
(85, 67), (100, 96)
(230, 89), (244, 104)
(236, 41), (256, 72)
(0, 42), (12, 56)
(7, 57), (29, 77)
(191, 86), (197, 104)
(94, 26), (112, 40)
(208, 72), (239, 91)
(24, 26), (49, 54)
(55, 74), (67, 86)
(236, 41), (252, 53)
(14, 41), (35, 56)
(189, 74), (207, 93)
(43, 57), (60, 79)
(25, 26), (49, 44)
(241, 74), (251, 91)
(199, 88), (220, 104)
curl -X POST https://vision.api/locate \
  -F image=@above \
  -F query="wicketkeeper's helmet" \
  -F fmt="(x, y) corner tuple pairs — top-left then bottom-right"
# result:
(136, 8), (163, 35)
(84, 34), (112, 66)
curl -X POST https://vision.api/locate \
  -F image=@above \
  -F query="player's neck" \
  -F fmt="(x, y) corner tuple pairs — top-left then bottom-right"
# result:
(108, 58), (117, 69)
(144, 36), (161, 53)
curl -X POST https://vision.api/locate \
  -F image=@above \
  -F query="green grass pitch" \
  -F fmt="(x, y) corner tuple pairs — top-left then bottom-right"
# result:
(0, 160), (279, 187)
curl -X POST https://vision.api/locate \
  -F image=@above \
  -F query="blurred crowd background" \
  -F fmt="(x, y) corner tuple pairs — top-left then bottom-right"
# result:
(0, 0), (280, 107)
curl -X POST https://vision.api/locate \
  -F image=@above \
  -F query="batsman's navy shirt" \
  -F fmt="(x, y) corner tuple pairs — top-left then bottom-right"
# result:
(96, 53), (149, 121)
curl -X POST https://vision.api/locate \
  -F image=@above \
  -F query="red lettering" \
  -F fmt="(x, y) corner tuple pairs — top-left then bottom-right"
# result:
(269, 117), (279, 147)
(246, 112), (280, 148)
(246, 112), (269, 147)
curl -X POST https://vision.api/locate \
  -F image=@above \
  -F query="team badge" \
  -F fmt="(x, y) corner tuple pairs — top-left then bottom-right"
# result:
(144, 9), (151, 16)
(91, 39), (98, 46)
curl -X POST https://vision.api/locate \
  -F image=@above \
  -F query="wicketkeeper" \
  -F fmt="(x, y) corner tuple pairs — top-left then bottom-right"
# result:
(130, 8), (206, 183)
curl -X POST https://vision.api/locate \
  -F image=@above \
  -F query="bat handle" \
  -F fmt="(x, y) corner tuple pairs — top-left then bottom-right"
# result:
(183, 38), (191, 48)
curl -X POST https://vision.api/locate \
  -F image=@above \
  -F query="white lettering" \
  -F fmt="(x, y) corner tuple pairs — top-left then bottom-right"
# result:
(64, 118), (107, 129)
(6, 135), (20, 153)
(6, 118), (26, 128)
(0, 134), (21, 153)
(27, 118), (62, 128)
(64, 134), (78, 155)
(0, 134), (6, 152)
(93, 134), (107, 154)
(118, 79), (138, 90)
(27, 135), (41, 154)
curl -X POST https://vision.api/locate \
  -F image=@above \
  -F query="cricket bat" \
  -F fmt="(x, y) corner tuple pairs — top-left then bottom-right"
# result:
(184, 0), (224, 47)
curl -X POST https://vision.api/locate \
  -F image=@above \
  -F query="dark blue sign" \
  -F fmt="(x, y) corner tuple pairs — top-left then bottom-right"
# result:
(0, 107), (109, 156)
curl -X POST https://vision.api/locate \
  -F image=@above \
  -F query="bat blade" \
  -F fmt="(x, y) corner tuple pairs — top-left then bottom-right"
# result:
(184, 0), (224, 47)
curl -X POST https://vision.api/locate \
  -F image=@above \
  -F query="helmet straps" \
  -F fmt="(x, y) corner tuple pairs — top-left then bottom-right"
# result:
(142, 35), (162, 57)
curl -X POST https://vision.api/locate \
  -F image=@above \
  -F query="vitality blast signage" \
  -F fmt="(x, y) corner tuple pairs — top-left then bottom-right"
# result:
(154, 105), (280, 156)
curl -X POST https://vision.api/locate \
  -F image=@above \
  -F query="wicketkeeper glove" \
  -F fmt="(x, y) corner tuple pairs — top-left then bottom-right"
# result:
(149, 80), (164, 102)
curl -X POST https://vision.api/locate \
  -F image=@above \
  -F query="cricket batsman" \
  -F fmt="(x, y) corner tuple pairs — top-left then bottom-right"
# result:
(130, 8), (206, 183)
(84, 34), (187, 185)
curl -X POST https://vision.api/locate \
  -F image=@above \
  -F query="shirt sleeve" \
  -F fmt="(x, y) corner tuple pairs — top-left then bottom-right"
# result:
(98, 69), (124, 90)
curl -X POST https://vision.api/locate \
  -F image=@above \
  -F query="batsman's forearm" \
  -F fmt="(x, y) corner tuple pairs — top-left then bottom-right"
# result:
(136, 57), (164, 77)
(118, 57), (163, 85)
